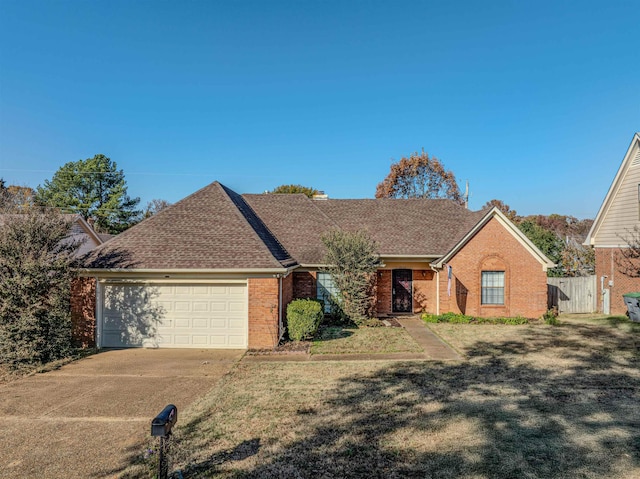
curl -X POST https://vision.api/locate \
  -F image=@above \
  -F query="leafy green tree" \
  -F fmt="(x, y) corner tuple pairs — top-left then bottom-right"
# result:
(35, 154), (141, 234)
(375, 150), (463, 203)
(268, 184), (320, 198)
(519, 220), (565, 277)
(321, 230), (381, 324)
(0, 210), (82, 367)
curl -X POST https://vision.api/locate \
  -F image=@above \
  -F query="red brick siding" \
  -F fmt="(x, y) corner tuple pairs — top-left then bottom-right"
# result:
(439, 218), (548, 318)
(70, 277), (96, 348)
(247, 277), (281, 349)
(281, 273), (294, 333)
(375, 270), (392, 315)
(412, 269), (436, 313)
(595, 248), (640, 315)
(293, 271), (317, 299)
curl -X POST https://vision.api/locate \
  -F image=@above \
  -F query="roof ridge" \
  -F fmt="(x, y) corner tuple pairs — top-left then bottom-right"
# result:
(221, 184), (297, 268)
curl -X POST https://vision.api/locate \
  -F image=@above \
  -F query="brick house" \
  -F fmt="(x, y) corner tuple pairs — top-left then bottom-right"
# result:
(585, 133), (640, 315)
(76, 181), (553, 350)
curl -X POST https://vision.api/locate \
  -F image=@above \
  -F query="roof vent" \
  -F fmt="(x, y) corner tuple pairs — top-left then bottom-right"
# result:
(313, 191), (328, 200)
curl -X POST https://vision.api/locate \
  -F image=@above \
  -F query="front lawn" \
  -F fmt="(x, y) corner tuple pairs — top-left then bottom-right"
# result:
(310, 324), (423, 355)
(123, 317), (639, 479)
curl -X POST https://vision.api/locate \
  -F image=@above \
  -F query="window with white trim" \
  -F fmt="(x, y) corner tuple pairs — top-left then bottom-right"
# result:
(481, 271), (505, 305)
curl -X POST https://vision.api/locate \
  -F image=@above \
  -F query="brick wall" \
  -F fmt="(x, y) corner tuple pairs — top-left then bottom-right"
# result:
(376, 270), (392, 315)
(412, 269), (436, 313)
(293, 271), (317, 299)
(439, 217), (548, 318)
(247, 277), (281, 349)
(595, 248), (640, 315)
(70, 277), (96, 348)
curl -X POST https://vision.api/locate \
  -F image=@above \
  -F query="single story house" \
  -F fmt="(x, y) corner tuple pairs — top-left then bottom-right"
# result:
(75, 181), (554, 349)
(584, 132), (640, 315)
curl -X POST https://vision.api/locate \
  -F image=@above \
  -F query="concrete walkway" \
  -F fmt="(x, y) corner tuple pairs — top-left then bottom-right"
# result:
(244, 316), (462, 362)
(396, 316), (462, 360)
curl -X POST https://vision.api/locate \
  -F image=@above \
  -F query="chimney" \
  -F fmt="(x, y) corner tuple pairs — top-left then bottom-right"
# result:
(312, 191), (328, 201)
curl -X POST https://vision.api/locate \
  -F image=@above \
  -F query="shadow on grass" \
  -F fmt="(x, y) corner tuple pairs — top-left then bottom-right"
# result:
(121, 321), (639, 478)
(313, 325), (355, 342)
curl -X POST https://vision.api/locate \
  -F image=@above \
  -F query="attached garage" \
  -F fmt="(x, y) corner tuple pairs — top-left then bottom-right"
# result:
(99, 282), (248, 349)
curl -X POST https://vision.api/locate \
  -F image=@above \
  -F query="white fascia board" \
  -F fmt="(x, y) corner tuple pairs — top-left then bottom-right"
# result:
(73, 216), (103, 245)
(432, 208), (556, 272)
(79, 267), (295, 278)
(380, 254), (440, 260)
(585, 133), (640, 246)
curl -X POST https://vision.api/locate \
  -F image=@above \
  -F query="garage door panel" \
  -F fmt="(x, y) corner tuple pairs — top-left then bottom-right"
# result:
(193, 302), (209, 312)
(101, 283), (247, 348)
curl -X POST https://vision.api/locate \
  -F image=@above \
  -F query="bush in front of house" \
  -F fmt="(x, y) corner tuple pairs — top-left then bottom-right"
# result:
(422, 312), (529, 325)
(287, 299), (324, 341)
(321, 229), (381, 324)
(0, 210), (82, 368)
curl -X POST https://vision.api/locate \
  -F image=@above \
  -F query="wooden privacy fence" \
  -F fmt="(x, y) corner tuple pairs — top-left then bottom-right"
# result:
(547, 276), (597, 314)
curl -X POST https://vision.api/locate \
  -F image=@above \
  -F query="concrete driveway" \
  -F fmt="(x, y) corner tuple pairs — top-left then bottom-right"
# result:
(0, 348), (244, 478)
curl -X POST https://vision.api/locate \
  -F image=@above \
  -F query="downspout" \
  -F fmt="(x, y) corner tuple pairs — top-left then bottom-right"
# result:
(95, 279), (102, 349)
(435, 269), (440, 315)
(278, 275), (284, 341)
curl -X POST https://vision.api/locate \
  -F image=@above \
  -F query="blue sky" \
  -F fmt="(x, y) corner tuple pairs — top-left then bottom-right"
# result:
(0, 0), (638, 219)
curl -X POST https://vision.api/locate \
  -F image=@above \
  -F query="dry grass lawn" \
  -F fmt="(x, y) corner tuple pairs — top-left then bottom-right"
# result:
(123, 316), (640, 478)
(311, 324), (423, 355)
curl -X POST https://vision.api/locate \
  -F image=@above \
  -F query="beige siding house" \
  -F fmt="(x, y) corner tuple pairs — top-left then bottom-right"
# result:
(585, 133), (640, 314)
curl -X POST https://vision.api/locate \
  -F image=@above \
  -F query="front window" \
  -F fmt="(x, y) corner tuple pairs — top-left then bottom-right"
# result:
(481, 271), (505, 305)
(317, 272), (340, 313)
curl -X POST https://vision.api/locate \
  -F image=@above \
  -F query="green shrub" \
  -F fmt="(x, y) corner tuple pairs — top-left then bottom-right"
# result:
(321, 230), (380, 324)
(543, 307), (559, 325)
(287, 299), (324, 341)
(422, 314), (439, 323)
(0, 211), (81, 368)
(421, 312), (530, 325)
(498, 316), (529, 325)
(327, 295), (349, 323)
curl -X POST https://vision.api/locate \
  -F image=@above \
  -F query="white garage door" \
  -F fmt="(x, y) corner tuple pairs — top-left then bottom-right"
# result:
(101, 283), (247, 348)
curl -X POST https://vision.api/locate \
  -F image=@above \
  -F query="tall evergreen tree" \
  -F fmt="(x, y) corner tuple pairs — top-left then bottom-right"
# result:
(36, 154), (141, 233)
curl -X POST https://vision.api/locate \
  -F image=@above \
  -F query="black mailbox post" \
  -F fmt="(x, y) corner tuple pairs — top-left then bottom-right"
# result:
(151, 404), (178, 479)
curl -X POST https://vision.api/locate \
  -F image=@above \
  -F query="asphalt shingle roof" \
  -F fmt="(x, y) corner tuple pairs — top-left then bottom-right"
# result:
(83, 182), (294, 270)
(83, 181), (489, 270)
(313, 198), (485, 259)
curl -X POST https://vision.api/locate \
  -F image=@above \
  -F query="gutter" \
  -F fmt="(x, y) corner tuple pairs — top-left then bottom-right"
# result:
(79, 266), (298, 275)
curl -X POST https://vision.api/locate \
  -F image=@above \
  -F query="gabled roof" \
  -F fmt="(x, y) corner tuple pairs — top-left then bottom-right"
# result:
(585, 133), (640, 246)
(83, 181), (295, 270)
(432, 207), (555, 271)
(82, 181), (552, 272)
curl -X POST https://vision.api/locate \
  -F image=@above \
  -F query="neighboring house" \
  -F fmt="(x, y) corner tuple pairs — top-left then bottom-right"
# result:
(0, 213), (104, 257)
(585, 133), (640, 315)
(75, 181), (554, 350)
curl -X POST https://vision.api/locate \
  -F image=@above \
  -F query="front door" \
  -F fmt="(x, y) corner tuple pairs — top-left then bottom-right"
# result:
(392, 269), (413, 313)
